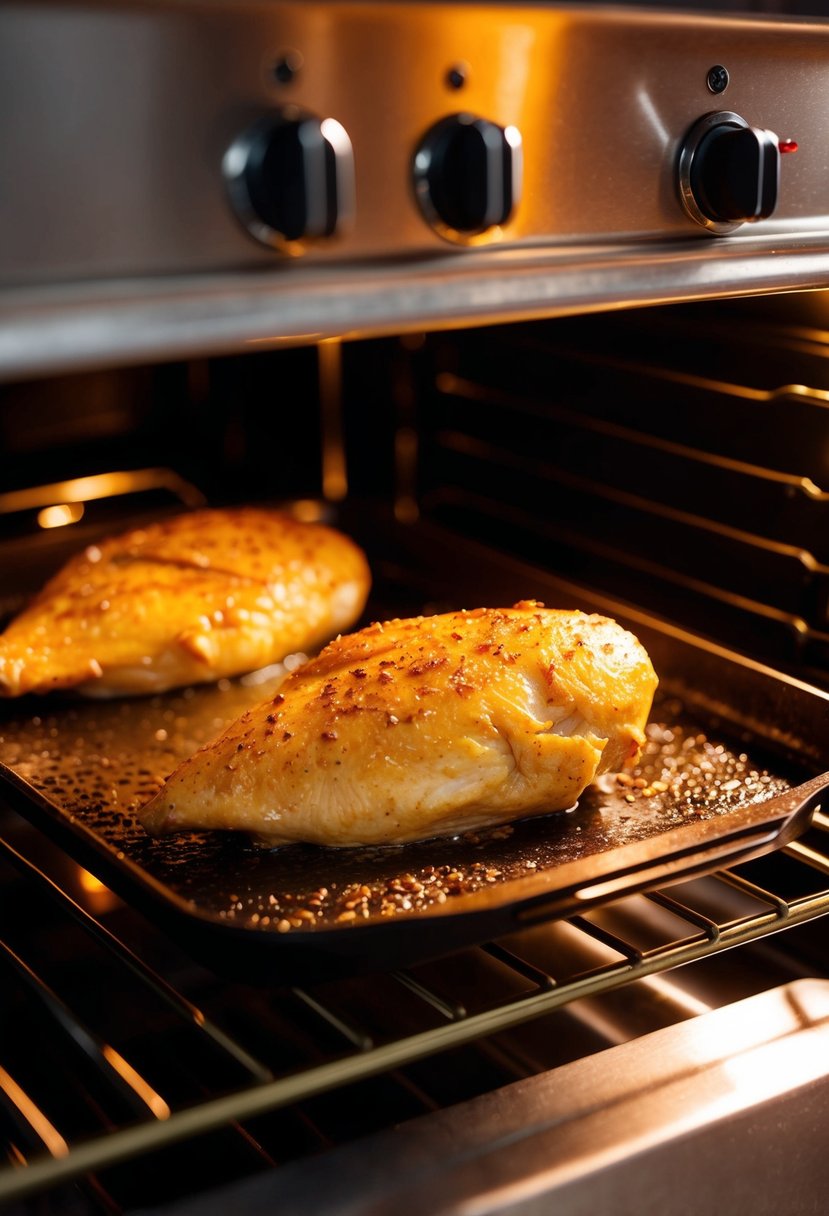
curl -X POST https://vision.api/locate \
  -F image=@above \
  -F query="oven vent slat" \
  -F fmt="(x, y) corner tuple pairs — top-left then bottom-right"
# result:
(421, 310), (829, 680)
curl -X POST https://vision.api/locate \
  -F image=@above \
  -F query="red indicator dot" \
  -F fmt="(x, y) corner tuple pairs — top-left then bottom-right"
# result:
(779, 138), (799, 154)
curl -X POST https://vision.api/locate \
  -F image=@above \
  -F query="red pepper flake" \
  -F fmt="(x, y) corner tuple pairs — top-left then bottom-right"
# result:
(350, 668), (367, 679)
(321, 730), (338, 742)
(282, 731), (293, 741)
(408, 657), (446, 676)
(273, 693), (285, 705)
(378, 670), (394, 684)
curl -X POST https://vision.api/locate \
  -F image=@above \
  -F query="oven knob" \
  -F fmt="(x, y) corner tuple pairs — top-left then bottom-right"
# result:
(413, 113), (522, 240)
(678, 111), (780, 234)
(223, 109), (355, 253)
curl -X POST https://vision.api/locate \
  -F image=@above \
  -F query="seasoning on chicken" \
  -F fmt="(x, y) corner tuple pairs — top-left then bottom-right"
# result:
(0, 508), (371, 698)
(139, 601), (658, 847)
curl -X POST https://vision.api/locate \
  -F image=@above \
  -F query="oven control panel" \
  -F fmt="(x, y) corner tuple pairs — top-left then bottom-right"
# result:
(0, 1), (827, 289)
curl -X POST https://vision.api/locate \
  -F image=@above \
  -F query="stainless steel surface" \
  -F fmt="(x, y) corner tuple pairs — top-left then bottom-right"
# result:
(4, 3), (829, 372)
(4, 0), (829, 284)
(10, 234), (829, 378)
(154, 979), (829, 1216)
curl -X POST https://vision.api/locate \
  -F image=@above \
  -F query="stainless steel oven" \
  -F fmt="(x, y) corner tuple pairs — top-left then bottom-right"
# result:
(3, 3), (829, 1214)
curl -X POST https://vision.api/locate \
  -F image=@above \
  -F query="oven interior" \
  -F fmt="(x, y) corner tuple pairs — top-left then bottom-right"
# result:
(2, 294), (829, 1213)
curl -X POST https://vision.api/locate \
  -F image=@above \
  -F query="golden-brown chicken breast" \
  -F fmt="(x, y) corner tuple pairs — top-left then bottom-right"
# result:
(0, 508), (371, 698)
(140, 601), (658, 847)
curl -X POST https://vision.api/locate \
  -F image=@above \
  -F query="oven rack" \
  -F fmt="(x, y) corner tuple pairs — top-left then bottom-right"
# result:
(2, 809), (829, 1207)
(421, 307), (829, 685)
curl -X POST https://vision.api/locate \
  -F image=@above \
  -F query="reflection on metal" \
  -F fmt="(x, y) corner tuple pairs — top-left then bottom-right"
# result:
(0, 1070), (68, 1162)
(77, 868), (120, 916)
(0, 1065), (69, 1160)
(393, 336), (421, 524)
(318, 338), (347, 501)
(9, 239), (829, 379)
(428, 482), (812, 635)
(435, 369), (829, 500)
(101, 1047), (171, 1122)
(0, 469), (206, 517)
(394, 427), (420, 524)
(36, 502), (84, 530)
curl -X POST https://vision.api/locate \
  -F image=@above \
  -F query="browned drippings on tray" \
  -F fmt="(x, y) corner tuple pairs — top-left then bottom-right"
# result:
(0, 675), (798, 933)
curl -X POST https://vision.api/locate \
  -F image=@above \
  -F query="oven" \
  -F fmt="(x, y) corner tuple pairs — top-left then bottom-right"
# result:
(4, 2), (829, 1213)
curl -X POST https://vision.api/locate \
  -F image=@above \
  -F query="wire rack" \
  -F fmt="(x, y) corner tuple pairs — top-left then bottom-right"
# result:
(2, 804), (829, 1208)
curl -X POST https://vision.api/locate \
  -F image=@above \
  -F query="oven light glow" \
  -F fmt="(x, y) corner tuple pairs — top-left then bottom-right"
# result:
(0, 1065), (69, 1158)
(37, 502), (84, 529)
(79, 870), (108, 896)
(102, 1046), (171, 1120)
(78, 868), (120, 915)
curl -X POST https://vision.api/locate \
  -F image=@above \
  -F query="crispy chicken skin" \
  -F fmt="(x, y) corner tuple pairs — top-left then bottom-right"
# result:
(0, 508), (371, 698)
(140, 602), (658, 847)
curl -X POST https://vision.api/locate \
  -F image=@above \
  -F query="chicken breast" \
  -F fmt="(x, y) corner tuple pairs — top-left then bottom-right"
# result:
(140, 601), (658, 847)
(0, 508), (370, 698)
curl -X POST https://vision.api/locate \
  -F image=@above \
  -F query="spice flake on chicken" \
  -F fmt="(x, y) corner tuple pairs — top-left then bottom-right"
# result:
(140, 601), (658, 847)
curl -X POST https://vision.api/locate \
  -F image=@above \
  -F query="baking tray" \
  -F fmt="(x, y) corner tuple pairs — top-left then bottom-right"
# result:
(0, 517), (824, 983)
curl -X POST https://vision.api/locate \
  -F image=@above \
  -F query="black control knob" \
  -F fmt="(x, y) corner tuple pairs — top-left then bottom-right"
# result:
(224, 109), (355, 252)
(678, 111), (780, 234)
(414, 113), (522, 240)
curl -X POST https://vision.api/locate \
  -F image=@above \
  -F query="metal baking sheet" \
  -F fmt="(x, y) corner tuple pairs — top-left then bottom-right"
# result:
(0, 519), (822, 982)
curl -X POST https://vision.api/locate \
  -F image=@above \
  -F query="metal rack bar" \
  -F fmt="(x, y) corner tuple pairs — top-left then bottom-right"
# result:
(289, 989), (374, 1051)
(0, 835), (272, 1084)
(5, 860), (828, 1205)
(784, 839), (829, 877)
(0, 937), (168, 1122)
(392, 971), (467, 1020)
(481, 942), (556, 991)
(644, 890), (721, 941)
(715, 869), (791, 919)
(0, 1066), (69, 1160)
(567, 916), (644, 963)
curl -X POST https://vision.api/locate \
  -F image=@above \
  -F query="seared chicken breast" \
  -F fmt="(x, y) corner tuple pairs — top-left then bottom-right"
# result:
(0, 508), (370, 698)
(140, 602), (658, 847)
